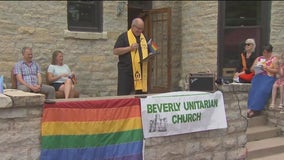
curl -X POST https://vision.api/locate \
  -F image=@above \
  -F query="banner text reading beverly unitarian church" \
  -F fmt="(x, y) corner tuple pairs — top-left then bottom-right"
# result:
(140, 91), (227, 138)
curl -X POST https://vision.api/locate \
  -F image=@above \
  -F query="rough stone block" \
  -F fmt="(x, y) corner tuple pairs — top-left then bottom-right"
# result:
(0, 107), (28, 119)
(3, 89), (45, 107)
(0, 92), (12, 108)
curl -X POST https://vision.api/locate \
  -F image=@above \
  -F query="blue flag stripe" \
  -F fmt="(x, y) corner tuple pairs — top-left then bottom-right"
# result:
(40, 141), (143, 160)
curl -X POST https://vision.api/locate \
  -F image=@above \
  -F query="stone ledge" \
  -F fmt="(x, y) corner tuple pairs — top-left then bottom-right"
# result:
(216, 83), (251, 93)
(0, 93), (12, 108)
(3, 89), (45, 108)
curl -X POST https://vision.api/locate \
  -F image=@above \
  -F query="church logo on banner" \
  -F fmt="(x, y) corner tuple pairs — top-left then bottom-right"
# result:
(140, 91), (227, 138)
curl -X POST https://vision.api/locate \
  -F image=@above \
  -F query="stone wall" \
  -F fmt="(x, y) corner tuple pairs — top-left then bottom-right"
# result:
(1, 1), (284, 96)
(0, 90), (44, 160)
(0, 84), (250, 160)
(0, 1), (126, 97)
(0, 1), (220, 96)
(180, 1), (219, 90)
(270, 1), (284, 55)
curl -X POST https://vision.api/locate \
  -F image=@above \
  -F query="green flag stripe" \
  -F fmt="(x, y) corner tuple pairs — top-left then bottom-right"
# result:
(41, 129), (143, 149)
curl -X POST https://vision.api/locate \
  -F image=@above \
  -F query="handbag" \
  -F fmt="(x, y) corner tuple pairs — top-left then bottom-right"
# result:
(68, 74), (78, 84)
(71, 75), (78, 84)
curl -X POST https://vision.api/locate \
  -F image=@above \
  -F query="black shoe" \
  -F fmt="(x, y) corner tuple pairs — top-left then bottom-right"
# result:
(45, 99), (56, 104)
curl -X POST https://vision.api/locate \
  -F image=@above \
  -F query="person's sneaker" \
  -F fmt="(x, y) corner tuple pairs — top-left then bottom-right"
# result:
(233, 77), (239, 83)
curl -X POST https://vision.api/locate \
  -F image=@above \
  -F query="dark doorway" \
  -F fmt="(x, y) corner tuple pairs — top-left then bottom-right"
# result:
(128, 1), (152, 29)
(218, 1), (271, 80)
(128, 1), (172, 93)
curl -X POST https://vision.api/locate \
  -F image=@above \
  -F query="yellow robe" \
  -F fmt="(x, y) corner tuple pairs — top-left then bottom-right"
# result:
(127, 29), (148, 92)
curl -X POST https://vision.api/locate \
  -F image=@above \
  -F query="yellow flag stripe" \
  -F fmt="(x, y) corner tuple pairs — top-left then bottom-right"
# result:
(42, 117), (142, 136)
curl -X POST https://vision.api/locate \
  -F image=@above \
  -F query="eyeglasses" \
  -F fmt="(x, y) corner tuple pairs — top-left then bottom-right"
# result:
(133, 24), (144, 31)
(246, 43), (252, 46)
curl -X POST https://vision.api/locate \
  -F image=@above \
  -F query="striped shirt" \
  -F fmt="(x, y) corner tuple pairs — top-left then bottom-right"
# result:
(14, 60), (41, 86)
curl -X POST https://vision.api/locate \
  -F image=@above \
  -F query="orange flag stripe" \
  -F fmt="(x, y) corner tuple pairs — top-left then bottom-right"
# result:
(42, 105), (141, 122)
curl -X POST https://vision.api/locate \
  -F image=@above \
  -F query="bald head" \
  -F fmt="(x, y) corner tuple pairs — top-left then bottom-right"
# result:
(131, 18), (144, 36)
(132, 18), (144, 26)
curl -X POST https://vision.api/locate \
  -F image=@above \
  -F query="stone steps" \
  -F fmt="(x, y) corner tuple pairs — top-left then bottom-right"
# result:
(246, 113), (284, 159)
(247, 136), (284, 159)
(246, 125), (281, 142)
(247, 114), (267, 128)
(251, 152), (284, 160)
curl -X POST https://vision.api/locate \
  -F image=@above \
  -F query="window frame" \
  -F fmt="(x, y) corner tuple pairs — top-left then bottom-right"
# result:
(67, 1), (103, 32)
(217, 1), (271, 78)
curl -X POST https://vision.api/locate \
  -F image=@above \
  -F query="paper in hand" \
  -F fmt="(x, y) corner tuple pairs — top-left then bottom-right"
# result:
(254, 65), (263, 75)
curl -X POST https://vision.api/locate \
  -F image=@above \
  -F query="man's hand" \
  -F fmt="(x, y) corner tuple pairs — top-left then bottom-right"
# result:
(30, 85), (41, 93)
(130, 43), (139, 51)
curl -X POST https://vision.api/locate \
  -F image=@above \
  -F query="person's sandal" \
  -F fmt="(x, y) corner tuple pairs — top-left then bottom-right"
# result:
(248, 111), (261, 118)
(247, 111), (254, 118)
(268, 104), (275, 110)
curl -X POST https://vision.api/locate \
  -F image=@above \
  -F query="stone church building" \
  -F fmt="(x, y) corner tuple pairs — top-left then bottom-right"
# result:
(0, 1), (284, 97)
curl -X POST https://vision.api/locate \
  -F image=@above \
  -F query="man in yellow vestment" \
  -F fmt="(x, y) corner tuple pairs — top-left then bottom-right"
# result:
(113, 18), (149, 95)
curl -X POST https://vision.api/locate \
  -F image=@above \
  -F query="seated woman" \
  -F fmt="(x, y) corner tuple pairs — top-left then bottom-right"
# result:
(233, 38), (256, 83)
(269, 52), (284, 110)
(247, 44), (279, 118)
(47, 50), (78, 99)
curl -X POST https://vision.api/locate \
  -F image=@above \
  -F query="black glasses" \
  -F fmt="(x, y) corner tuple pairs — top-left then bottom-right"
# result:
(133, 24), (144, 31)
(246, 43), (252, 46)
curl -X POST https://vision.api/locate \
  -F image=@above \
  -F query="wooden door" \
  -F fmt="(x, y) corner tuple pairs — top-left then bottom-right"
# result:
(143, 8), (171, 93)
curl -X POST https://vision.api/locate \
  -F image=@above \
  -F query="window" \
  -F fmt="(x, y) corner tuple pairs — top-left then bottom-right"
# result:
(67, 1), (102, 32)
(225, 1), (261, 26)
(223, 1), (263, 69)
(218, 1), (271, 79)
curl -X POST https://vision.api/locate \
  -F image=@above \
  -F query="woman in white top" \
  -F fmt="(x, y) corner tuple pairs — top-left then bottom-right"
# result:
(47, 50), (76, 99)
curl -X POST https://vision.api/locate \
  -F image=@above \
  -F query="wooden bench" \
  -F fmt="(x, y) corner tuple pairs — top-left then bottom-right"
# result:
(11, 67), (79, 99)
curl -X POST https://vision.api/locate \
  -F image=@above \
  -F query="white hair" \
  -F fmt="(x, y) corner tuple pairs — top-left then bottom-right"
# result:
(245, 38), (256, 52)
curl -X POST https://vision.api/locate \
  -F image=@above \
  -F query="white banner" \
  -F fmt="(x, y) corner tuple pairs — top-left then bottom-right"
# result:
(140, 91), (227, 138)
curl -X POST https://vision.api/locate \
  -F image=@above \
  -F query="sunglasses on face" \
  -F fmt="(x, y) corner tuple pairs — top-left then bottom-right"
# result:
(246, 43), (252, 46)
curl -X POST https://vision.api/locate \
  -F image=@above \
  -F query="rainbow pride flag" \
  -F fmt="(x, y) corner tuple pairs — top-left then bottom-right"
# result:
(40, 98), (143, 160)
(148, 39), (158, 54)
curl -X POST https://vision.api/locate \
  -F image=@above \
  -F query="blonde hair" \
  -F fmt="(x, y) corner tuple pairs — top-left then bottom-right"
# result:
(51, 50), (63, 65)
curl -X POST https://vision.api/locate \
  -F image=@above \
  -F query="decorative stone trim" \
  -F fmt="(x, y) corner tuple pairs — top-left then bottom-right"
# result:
(63, 30), (108, 40)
